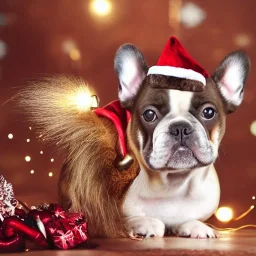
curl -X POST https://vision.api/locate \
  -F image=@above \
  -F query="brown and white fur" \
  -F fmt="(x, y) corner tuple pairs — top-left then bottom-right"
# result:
(18, 45), (250, 239)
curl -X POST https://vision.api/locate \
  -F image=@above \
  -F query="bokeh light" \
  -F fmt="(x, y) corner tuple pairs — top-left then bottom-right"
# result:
(90, 0), (112, 16)
(215, 207), (233, 222)
(30, 170), (34, 174)
(40, 151), (43, 155)
(234, 34), (252, 47)
(250, 121), (256, 136)
(51, 158), (54, 163)
(253, 196), (255, 200)
(25, 156), (31, 162)
(69, 48), (81, 61)
(0, 40), (7, 60)
(48, 172), (53, 177)
(180, 2), (206, 28)
(62, 39), (76, 54)
(168, 0), (182, 31)
(27, 139), (30, 143)
(8, 133), (13, 139)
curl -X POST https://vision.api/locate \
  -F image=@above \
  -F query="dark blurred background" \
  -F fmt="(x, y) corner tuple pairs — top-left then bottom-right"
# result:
(0, 0), (255, 227)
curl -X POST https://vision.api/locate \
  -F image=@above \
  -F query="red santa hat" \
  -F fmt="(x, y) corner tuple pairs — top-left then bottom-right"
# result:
(147, 36), (209, 85)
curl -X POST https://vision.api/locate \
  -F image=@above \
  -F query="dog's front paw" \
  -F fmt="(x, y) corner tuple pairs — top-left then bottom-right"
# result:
(125, 216), (165, 238)
(173, 220), (217, 239)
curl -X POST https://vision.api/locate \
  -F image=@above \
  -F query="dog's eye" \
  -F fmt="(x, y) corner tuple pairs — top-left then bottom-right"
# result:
(202, 107), (216, 120)
(143, 109), (157, 122)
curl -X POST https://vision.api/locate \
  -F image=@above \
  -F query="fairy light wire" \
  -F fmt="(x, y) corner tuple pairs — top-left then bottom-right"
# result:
(234, 205), (254, 221)
(206, 223), (256, 232)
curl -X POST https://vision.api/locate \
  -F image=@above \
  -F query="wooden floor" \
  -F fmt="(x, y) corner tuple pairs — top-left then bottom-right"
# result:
(2, 230), (256, 256)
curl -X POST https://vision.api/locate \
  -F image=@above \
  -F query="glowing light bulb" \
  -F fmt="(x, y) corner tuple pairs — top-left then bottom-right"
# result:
(75, 91), (92, 110)
(51, 158), (54, 162)
(48, 172), (53, 177)
(8, 133), (13, 139)
(25, 156), (31, 162)
(253, 196), (255, 200)
(90, 0), (112, 16)
(215, 207), (233, 222)
(30, 170), (34, 174)
(27, 139), (30, 143)
(40, 151), (43, 154)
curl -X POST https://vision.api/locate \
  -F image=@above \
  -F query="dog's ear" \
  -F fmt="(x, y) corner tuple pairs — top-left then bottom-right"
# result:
(114, 44), (148, 109)
(212, 51), (251, 114)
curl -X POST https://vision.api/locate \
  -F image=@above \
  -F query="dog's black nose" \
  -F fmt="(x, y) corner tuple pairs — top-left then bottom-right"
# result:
(170, 121), (194, 139)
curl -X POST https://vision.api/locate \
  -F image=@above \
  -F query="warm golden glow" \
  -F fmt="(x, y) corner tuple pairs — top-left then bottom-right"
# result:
(29, 127), (32, 130)
(40, 151), (43, 154)
(69, 48), (81, 61)
(27, 139), (30, 142)
(69, 89), (92, 111)
(250, 121), (256, 136)
(25, 156), (31, 162)
(90, 0), (112, 16)
(76, 91), (91, 109)
(30, 170), (34, 174)
(65, 86), (99, 111)
(8, 133), (13, 139)
(51, 158), (54, 162)
(215, 207), (233, 222)
(48, 172), (53, 177)
(253, 196), (255, 200)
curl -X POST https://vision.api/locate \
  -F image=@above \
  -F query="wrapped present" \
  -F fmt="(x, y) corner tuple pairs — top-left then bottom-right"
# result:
(44, 205), (88, 249)
(0, 175), (89, 252)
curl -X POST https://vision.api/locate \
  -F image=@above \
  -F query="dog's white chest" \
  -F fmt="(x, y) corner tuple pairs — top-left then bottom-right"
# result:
(123, 166), (220, 226)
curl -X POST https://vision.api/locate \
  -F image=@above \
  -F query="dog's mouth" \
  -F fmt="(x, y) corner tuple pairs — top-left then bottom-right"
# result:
(171, 145), (194, 159)
(147, 144), (213, 171)
(165, 145), (199, 170)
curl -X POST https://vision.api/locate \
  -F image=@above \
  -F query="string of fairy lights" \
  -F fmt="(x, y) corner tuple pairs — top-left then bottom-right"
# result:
(8, 128), (55, 178)
(7, 86), (99, 179)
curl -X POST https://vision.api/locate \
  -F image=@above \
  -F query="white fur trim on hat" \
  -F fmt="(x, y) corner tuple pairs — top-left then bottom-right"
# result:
(147, 66), (206, 85)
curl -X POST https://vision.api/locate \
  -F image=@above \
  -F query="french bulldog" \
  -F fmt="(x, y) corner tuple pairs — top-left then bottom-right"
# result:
(19, 36), (250, 239)
(114, 39), (250, 238)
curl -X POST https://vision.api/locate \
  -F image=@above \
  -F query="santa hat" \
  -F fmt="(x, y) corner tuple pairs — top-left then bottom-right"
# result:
(147, 36), (209, 85)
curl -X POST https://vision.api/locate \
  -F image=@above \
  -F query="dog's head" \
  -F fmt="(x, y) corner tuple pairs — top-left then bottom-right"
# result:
(114, 42), (250, 171)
